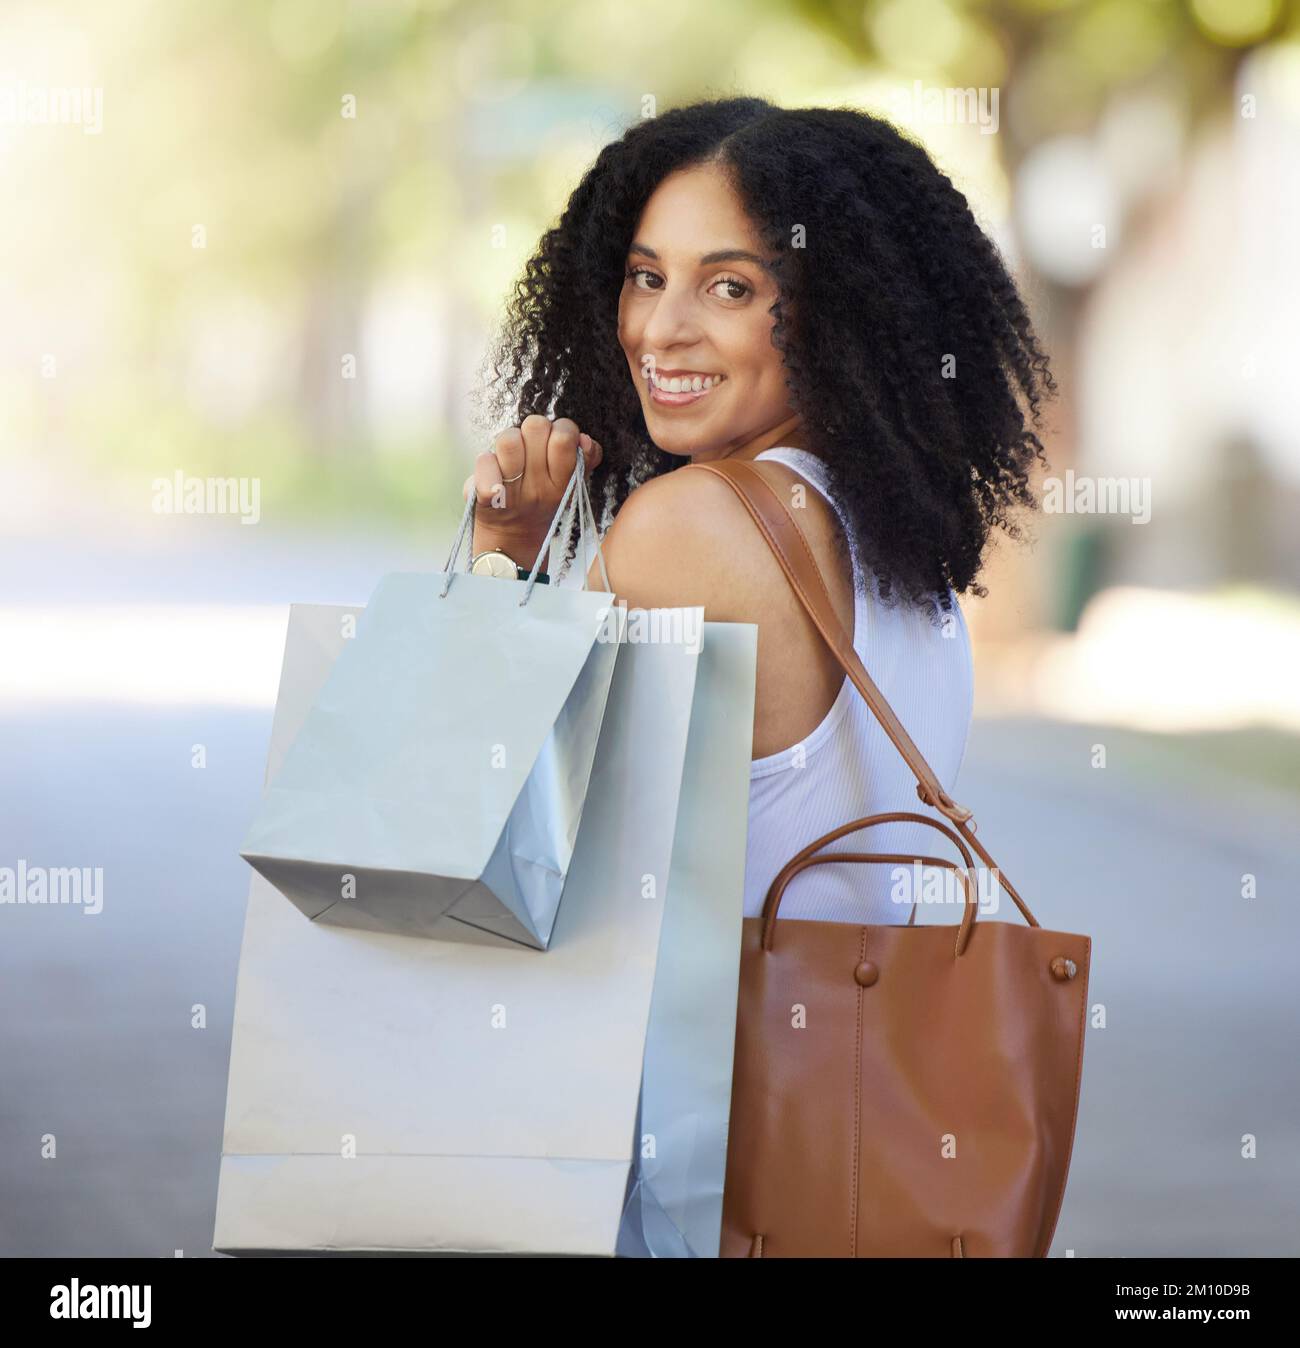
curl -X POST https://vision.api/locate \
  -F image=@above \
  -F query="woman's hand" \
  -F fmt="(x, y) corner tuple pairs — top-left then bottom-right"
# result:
(463, 414), (603, 568)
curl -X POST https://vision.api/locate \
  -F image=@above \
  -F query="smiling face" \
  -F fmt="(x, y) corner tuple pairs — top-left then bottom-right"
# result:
(617, 162), (798, 461)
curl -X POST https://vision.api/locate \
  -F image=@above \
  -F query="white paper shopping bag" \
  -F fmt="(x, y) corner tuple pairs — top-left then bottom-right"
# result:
(214, 600), (703, 1255)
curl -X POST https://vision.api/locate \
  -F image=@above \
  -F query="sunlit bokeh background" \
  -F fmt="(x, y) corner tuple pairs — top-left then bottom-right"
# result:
(3, 0), (1298, 741)
(2, 0), (1297, 1256)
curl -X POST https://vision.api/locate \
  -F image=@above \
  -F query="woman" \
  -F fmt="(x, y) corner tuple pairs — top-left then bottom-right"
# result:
(464, 96), (1055, 923)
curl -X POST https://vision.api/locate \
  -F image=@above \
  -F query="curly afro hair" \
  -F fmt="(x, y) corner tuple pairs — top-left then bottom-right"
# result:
(475, 95), (1056, 610)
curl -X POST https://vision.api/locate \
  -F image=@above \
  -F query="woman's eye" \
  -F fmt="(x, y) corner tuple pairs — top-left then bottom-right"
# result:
(624, 268), (751, 301)
(710, 275), (751, 301)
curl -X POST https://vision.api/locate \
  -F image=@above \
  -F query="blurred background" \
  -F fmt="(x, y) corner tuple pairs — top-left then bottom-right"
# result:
(1, 0), (1297, 1257)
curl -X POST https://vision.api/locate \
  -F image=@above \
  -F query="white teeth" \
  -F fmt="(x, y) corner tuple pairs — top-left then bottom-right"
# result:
(648, 371), (725, 393)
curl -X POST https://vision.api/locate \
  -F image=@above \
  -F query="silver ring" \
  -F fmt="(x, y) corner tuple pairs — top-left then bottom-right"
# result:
(502, 470), (525, 483)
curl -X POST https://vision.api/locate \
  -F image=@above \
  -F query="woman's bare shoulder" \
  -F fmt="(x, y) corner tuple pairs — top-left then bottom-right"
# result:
(586, 463), (787, 620)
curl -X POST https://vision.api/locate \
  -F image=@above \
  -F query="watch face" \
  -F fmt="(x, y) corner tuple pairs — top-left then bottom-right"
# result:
(470, 551), (518, 579)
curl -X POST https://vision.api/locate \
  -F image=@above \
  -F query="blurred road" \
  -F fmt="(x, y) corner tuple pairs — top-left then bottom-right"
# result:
(1, 525), (1297, 1257)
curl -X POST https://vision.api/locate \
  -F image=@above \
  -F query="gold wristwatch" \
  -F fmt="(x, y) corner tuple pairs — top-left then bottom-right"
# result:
(469, 548), (549, 584)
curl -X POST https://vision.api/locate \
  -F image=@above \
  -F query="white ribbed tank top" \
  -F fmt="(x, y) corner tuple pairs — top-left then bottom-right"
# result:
(742, 447), (974, 924)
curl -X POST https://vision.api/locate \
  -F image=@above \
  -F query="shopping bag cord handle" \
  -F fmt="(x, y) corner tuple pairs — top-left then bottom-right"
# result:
(440, 448), (609, 602)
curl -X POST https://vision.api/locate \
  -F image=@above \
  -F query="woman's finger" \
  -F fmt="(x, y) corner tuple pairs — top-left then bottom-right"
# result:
(547, 418), (581, 489)
(518, 414), (555, 490)
(472, 448), (507, 513)
(491, 425), (526, 494)
(578, 432), (603, 473)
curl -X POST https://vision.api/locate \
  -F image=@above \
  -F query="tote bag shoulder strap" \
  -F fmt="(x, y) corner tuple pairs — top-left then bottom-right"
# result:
(686, 456), (1039, 927)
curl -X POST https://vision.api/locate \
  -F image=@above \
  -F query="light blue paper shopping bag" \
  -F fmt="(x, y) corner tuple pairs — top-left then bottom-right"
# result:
(241, 455), (618, 950)
(616, 619), (757, 1257)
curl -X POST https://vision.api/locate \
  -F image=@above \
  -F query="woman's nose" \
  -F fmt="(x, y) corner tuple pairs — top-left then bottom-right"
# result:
(641, 285), (701, 349)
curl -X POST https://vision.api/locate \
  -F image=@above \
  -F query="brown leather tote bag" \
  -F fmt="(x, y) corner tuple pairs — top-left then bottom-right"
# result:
(689, 458), (1091, 1259)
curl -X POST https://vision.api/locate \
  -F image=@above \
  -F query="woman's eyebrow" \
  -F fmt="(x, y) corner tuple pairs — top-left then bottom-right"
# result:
(628, 242), (771, 269)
